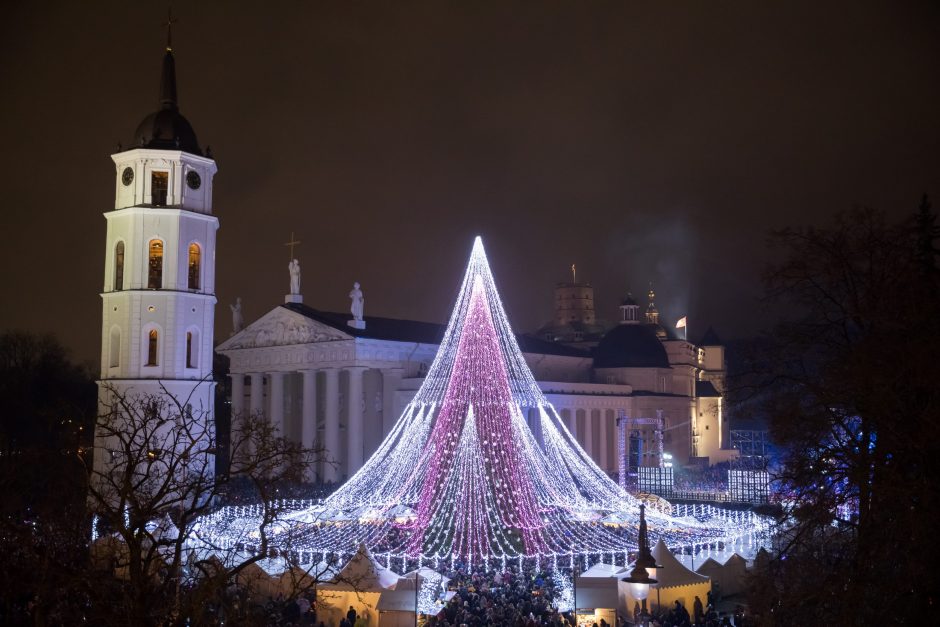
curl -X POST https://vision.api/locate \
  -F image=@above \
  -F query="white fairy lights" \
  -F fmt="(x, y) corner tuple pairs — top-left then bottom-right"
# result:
(195, 237), (769, 566)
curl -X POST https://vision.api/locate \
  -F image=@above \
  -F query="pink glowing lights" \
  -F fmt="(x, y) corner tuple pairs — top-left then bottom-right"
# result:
(411, 275), (545, 556)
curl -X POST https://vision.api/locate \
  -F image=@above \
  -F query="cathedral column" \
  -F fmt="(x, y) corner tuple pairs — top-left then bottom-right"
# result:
(300, 370), (317, 449)
(346, 367), (367, 477)
(268, 372), (285, 434)
(584, 409), (594, 460)
(249, 372), (264, 417)
(380, 367), (404, 436)
(323, 368), (340, 483)
(230, 373), (245, 419)
(563, 408), (576, 439)
(600, 410), (611, 473)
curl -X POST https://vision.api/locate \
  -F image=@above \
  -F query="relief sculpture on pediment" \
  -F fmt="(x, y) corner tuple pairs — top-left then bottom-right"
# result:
(224, 313), (349, 349)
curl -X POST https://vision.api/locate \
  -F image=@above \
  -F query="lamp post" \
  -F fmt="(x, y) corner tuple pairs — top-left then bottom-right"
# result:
(622, 504), (660, 627)
(572, 554), (581, 625)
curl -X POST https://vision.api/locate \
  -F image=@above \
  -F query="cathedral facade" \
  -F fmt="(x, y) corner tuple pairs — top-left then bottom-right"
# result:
(217, 277), (735, 484)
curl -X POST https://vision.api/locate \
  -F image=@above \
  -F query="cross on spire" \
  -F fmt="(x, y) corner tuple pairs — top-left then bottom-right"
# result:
(284, 232), (301, 260)
(163, 8), (178, 52)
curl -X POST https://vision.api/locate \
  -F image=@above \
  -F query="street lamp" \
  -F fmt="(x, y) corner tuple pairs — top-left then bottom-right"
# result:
(622, 504), (660, 626)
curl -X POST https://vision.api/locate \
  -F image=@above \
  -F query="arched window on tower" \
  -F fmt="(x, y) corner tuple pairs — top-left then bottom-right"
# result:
(148, 240), (163, 289)
(109, 327), (121, 368)
(186, 330), (199, 368)
(113, 241), (125, 291)
(146, 329), (159, 366)
(188, 243), (201, 290)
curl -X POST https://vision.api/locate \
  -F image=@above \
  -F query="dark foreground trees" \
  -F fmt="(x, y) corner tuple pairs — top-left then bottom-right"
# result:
(742, 200), (940, 625)
(0, 332), (96, 625)
(1, 360), (335, 626)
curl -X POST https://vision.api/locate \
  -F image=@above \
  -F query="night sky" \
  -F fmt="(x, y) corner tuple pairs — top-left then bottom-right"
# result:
(2, 1), (938, 367)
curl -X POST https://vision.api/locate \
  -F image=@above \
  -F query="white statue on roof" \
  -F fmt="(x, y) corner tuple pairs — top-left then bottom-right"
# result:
(229, 297), (244, 336)
(349, 282), (364, 321)
(289, 259), (301, 295)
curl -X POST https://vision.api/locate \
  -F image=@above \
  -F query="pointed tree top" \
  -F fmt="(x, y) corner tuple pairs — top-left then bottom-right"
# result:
(414, 236), (546, 407)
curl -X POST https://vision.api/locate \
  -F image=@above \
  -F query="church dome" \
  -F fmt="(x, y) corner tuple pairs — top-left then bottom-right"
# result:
(134, 108), (201, 154)
(131, 49), (202, 156)
(593, 324), (670, 368)
(620, 293), (639, 307)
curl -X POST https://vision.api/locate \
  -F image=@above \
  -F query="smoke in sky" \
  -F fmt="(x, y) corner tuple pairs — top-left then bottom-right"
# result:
(602, 209), (694, 333)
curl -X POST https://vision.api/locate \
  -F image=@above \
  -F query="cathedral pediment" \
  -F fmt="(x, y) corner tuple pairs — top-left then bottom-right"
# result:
(218, 307), (352, 351)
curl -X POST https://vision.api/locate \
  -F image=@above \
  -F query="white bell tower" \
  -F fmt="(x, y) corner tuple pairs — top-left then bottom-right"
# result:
(94, 33), (219, 477)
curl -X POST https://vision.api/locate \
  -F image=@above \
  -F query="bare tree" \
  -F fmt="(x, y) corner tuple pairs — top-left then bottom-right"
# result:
(85, 382), (333, 626)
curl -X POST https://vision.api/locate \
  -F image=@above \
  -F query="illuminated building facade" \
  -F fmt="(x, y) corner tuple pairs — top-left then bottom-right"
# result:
(218, 272), (734, 483)
(94, 40), (218, 477)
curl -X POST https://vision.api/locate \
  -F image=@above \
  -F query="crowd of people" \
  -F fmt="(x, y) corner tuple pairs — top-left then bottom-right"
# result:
(672, 463), (732, 493)
(256, 560), (751, 627)
(642, 593), (752, 627)
(427, 560), (564, 626)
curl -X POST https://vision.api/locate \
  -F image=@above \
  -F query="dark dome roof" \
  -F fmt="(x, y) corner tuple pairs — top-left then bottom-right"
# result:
(134, 108), (201, 154)
(130, 50), (202, 155)
(620, 293), (639, 306)
(593, 324), (670, 368)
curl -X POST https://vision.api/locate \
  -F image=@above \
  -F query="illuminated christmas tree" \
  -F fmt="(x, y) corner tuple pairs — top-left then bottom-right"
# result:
(200, 237), (767, 565)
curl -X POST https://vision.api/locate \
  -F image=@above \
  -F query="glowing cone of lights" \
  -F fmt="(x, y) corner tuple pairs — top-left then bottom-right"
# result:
(197, 237), (770, 563)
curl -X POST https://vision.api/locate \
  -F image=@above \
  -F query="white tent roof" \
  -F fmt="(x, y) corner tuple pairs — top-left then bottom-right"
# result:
(285, 506), (341, 523)
(387, 504), (417, 519)
(378, 568), (450, 613)
(310, 560), (342, 581)
(236, 561), (281, 597)
(401, 567), (450, 587)
(277, 561), (341, 584)
(376, 588), (418, 612)
(325, 544), (400, 592)
(581, 562), (627, 578)
(694, 557), (724, 575)
(146, 514), (179, 541)
(574, 563), (623, 610)
(574, 584), (619, 610)
(599, 512), (632, 525)
(651, 539), (710, 588)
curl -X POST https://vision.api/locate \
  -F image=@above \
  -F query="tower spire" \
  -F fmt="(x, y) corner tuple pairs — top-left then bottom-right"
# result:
(646, 281), (659, 325)
(163, 8), (177, 52)
(159, 10), (179, 110)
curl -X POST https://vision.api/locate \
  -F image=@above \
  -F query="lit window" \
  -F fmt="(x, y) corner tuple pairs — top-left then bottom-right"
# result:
(147, 329), (159, 366)
(148, 240), (163, 289)
(187, 243), (201, 290)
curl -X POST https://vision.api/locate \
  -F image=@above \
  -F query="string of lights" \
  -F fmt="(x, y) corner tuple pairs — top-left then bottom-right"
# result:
(194, 237), (769, 567)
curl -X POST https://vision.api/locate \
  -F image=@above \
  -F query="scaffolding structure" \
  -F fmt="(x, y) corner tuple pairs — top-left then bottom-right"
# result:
(730, 429), (770, 470)
(616, 410), (665, 488)
(728, 429), (771, 502)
